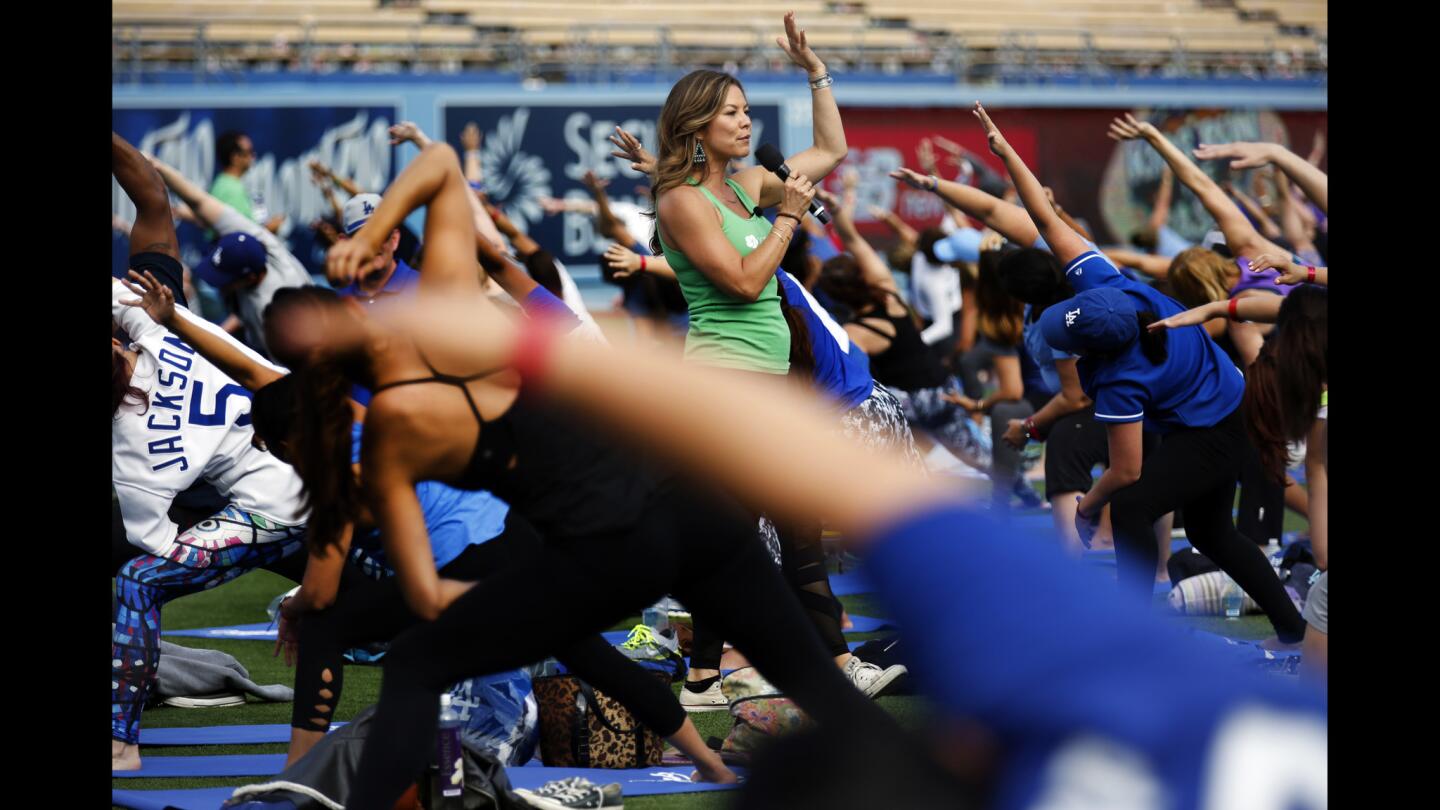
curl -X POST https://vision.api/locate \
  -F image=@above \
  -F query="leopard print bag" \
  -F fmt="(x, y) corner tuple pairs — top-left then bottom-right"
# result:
(532, 675), (664, 768)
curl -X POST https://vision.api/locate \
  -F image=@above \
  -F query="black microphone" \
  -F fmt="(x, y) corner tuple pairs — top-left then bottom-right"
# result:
(755, 144), (830, 225)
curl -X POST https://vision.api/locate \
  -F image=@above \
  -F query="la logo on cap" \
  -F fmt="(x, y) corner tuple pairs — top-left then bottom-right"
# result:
(212, 247), (223, 264)
(363, 201), (375, 215)
(1065, 307), (1080, 326)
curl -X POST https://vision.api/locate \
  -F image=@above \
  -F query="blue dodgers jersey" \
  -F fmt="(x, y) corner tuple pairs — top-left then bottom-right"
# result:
(865, 503), (1327, 810)
(1062, 251), (1245, 433)
(776, 270), (874, 409)
(336, 258), (422, 302)
(349, 423), (509, 569)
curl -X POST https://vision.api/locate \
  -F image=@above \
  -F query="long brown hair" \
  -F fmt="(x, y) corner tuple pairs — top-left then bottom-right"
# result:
(1242, 285), (1327, 482)
(1167, 247), (1234, 307)
(262, 287), (365, 552)
(648, 70), (745, 254)
(974, 250), (1024, 346)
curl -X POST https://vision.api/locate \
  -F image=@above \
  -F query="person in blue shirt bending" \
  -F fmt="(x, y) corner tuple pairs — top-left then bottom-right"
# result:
(971, 102), (1306, 645)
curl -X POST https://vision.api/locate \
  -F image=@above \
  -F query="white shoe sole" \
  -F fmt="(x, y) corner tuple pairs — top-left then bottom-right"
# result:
(856, 665), (907, 699)
(515, 788), (624, 809)
(679, 701), (729, 713)
(160, 693), (246, 708)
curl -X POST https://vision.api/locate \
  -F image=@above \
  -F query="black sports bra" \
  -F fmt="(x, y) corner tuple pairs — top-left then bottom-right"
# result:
(371, 355), (518, 492)
(371, 354), (655, 540)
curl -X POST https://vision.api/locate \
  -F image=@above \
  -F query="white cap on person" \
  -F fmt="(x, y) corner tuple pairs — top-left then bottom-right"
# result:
(343, 193), (384, 236)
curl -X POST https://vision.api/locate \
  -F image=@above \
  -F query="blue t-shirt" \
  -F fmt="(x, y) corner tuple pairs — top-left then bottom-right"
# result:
(865, 503), (1327, 810)
(1021, 304), (1072, 397)
(1062, 251), (1245, 433)
(336, 258), (421, 302)
(349, 423), (509, 571)
(776, 269), (874, 409)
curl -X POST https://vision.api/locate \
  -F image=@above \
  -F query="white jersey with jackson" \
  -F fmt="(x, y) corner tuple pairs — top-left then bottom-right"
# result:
(112, 279), (307, 557)
(213, 206), (312, 355)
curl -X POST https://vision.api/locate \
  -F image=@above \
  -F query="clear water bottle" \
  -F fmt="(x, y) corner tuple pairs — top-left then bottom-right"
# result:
(1222, 576), (1243, 620)
(434, 693), (465, 805)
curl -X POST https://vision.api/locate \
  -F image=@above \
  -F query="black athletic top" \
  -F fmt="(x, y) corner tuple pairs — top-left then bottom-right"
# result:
(851, 293), (949, 392)
(371, 359), (656, 542)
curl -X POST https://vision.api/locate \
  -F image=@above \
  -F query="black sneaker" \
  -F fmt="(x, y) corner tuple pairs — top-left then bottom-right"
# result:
(516, 777), (623, 809)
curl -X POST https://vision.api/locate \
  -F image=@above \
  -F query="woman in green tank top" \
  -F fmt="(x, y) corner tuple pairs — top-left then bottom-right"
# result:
(647, 14), (848, 375)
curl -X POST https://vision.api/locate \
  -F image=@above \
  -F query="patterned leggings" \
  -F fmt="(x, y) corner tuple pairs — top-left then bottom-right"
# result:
(112, 505), (305, 744)
(887, 378), (991, 471)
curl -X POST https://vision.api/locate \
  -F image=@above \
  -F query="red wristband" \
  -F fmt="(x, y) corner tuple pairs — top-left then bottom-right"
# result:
(511, 316), (559, 386)
(1306, 265), (1316, 283)
(640, 254), (647, 272)
(1228, 298), (1240, 321)
(1023, 417), (1041, 441)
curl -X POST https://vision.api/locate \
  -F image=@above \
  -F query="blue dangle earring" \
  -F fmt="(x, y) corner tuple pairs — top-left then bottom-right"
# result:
(693, 140), (707, 164)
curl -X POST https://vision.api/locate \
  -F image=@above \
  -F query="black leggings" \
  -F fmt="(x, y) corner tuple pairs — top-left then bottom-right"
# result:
(347, 480), (898, 810)
(1108, 408), (1306, 642)
(291, 514), (685, 739)
(1237, 438), (1285, 546)
(691, 515), (848, 671)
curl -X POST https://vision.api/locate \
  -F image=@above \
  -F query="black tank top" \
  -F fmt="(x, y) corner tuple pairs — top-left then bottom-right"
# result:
(851, 293), (949, 392)
(371, 358), (656, 541)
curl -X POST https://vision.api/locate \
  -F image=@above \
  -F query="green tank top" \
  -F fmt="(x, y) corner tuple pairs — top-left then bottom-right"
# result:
(659, 177), (790, 374)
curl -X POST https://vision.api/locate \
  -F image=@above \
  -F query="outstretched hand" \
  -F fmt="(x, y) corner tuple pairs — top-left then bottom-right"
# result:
(776, 11), (825, 74)
(326, 234), (376, 287)
(608, 126), (657, 176)
(460, 122), (482, 151)
(1191, 141), (1277, 170)
(1107, 113), (1155, 142)
(889, 167), (937, 191)
(1249, 252), (1311, 285)
(120, 270), (178, 326)
(971, 102), (1010, 158)
(1147, 301), (1221, 332)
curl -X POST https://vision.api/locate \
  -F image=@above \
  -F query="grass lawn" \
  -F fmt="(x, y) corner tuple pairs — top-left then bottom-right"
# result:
(114, 502), (1307, 808)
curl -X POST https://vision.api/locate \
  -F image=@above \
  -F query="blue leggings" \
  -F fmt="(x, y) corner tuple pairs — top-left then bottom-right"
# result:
(112, 505), (305, 743)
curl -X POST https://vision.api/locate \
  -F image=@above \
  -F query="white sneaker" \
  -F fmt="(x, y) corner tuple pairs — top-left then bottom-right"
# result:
(678, 680), (729, 712)
(516, 776), (623, 809)
(843, 657), (906, 699)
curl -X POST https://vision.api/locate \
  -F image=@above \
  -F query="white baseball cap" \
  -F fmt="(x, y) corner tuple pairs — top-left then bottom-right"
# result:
(343, 193), (383, 235)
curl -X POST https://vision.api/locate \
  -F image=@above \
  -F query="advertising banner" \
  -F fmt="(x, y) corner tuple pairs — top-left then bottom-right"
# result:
(833, 106), (1327, 247)
(112, 105), (398, 279)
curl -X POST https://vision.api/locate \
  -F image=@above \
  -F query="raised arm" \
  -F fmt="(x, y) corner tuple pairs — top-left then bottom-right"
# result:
(149, 156), (228, 229)
(1249, 252), (1327, 287)
(1273, 173), (1318, 258)
(308, 161), (345, 223)
(1101, 247), (1172, 279)
(583, 171), (638, 247)
(460, 123), (484, 184)
(1109, 115), (1286, 260)
(485, 201), (540, 257)
(746, 13), (846, 207)
(1146, 166), (1175, 233)
(113, 132), (180, 261)
(868, 204), (920, 248)
(1192, 140), (1327, 215)
(1225, 178), (1283, 240)
(329, 143), (479, 292)
(818, 189), (900, 297)
(890, 167), (1041, 248)
(972, 102), (1090, 265)
(120, 271), (285, 391)
(603, 243), (677, 282)
(1147, 295), (1284, 331)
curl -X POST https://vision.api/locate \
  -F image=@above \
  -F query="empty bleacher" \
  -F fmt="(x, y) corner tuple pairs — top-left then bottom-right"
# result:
(111, 0), (1327, 80)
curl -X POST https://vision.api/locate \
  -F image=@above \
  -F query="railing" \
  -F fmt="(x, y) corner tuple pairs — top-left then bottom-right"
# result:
(110, 17), (1326, 84)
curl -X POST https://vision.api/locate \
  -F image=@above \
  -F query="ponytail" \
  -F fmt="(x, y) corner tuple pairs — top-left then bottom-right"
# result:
(287, 361), (363, 552)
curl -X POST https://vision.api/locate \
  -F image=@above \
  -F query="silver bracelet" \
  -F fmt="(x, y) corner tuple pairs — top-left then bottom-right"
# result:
(809, 73), (833, 91)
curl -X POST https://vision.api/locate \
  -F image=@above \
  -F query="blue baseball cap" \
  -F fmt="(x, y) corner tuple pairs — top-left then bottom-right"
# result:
(931, 228), (982, 264)
(1039, 287), (1139, 355)
(193, 232), (267, 288)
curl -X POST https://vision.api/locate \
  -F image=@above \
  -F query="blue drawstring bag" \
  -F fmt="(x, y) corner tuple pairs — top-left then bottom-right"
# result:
(446, 667), (541, 766)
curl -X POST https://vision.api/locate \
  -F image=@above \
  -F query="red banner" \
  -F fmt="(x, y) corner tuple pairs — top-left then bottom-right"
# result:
(831, 106), (1327, 248)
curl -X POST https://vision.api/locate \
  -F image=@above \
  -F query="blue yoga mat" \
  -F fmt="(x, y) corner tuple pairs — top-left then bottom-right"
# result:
(114, 754), (286, 778)
(140, 723), (346, 746)
(829, 571), (875, 596)
(112, 787), (237, 810)
(162, 622), (277, 641)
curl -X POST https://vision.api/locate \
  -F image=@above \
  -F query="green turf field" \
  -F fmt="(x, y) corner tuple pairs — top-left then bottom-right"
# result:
(113, 500), (1306, 808)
